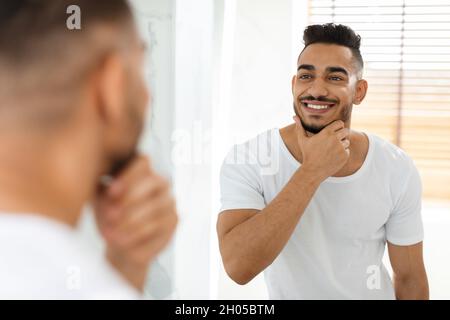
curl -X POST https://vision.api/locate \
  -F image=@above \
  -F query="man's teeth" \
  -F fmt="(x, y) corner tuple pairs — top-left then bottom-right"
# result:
(306, 103), (332, 110)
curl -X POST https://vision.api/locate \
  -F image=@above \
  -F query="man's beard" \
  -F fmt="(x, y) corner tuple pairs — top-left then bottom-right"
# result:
(293, 99), (351, 134)
(108, 149), (137, 177)
(108, 97), (145, 177)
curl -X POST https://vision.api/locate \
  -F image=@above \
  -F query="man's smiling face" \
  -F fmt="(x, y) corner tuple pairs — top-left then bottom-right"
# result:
(292, 42), (366, 134)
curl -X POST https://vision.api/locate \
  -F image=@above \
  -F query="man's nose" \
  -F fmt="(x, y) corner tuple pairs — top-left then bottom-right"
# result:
(307, 78), (328, 98)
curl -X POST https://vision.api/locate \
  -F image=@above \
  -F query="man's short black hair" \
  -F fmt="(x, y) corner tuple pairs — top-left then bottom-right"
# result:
(302, 23), (364, 76)
(0, 0), (132, 66)
(0, 0), (134, 127)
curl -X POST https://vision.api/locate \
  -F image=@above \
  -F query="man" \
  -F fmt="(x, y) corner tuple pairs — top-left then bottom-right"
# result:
(0, 0), (177, 298)
(217, 23), (429, 299)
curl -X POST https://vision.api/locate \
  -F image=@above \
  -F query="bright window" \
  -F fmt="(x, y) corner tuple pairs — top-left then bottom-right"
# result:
(309, 0), (450, 200)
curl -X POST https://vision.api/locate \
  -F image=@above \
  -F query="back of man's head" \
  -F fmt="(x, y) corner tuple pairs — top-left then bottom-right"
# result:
(0, 0), (134, 128)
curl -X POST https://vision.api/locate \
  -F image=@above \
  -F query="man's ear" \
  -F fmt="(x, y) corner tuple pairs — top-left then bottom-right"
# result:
(291, 75), (296, 95)
(95, 53), (126, 123)
(353, 79), (368, 105)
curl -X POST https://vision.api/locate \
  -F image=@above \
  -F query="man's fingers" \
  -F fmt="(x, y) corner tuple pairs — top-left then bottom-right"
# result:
(99, 165), (173, 225)
(98, 203), (122, 226)
(129, 213), (177, 250)
(108, 209), (177, 250)
(335, 127), (350, 141)
(104, 175), (170, 225)
(124, 228), (176, 266)
(107, 155), (153, 199)
(116, 192), (175, 233)
(341, 138), (350, 149)
(120, 175), (169, 211)
(325, 120), (345, 133)
(293, 115), (308, 138)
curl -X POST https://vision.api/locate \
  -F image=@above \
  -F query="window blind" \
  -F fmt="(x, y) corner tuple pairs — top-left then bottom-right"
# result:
(308, 0), (450, 200)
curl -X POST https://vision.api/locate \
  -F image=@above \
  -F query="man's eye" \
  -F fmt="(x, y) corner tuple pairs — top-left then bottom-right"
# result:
(299, 74), (312, 80)
(329, 76), (342, 81)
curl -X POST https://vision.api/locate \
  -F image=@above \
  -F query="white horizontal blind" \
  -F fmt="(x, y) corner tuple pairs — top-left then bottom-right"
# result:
(308, 0), (450, 200)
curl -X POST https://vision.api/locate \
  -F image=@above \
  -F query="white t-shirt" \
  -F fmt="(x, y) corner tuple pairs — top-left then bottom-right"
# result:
(219, 128), (424, 300)
(0, 213), (141, 299)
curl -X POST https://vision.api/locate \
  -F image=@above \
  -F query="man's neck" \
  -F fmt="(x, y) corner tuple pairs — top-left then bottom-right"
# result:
(0, 134), (98, 227)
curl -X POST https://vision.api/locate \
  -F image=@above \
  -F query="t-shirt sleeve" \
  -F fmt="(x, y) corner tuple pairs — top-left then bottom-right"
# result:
(219, 147), (266, 212)
(385, 159), (424, 246)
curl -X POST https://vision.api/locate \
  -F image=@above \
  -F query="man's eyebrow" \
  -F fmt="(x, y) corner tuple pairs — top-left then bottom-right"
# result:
(296, 64), (349, 76)
(326, 66), (348, 76)
(297, 64), (315, 71)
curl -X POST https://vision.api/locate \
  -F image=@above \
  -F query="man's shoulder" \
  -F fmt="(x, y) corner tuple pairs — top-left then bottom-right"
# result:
(368, 133), (416, 174)
(0, 213), (139, 299)
(222, 128), (281, 174)
(223, 128), (278, 160)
